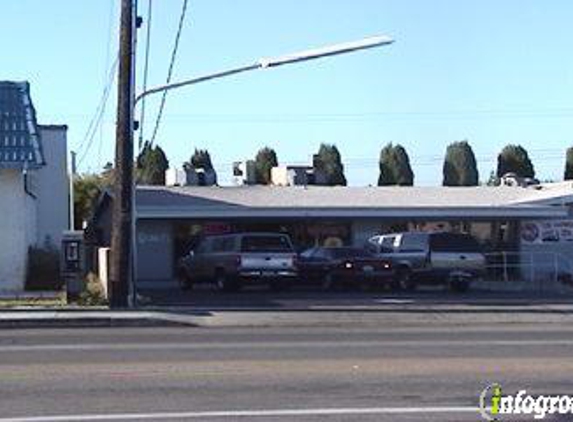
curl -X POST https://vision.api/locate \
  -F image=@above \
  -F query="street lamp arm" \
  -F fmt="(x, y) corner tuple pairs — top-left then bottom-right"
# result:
(258, 35), (394, 68)
(134, 34), (393, 106)
(135, 63), (260, 106)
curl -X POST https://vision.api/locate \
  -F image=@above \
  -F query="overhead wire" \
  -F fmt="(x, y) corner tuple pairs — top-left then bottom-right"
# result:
(147, 0), (190, 149)
(138, 0), (153, 150)
(77, 54), (120, 168)
(96, 0), (119, 169)
(132, 107), (573, 123)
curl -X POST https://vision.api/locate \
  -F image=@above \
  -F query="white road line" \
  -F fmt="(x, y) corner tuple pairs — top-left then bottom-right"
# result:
(0, 406), (480, 421)
(0, 339), (571, 352)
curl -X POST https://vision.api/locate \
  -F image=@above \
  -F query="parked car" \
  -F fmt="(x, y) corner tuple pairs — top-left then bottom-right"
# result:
(366, 231), (486, 292)
(298, 247), (393, 290)
(177, 232), (298, 291)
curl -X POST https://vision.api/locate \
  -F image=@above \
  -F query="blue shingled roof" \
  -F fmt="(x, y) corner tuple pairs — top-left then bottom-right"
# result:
(0, 81), (44, 169)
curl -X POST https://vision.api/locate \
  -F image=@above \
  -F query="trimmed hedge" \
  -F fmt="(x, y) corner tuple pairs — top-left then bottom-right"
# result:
(25, 245), (63, 291)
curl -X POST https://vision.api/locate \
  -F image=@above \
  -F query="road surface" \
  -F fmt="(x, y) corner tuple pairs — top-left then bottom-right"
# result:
(1, 315), (572, 421)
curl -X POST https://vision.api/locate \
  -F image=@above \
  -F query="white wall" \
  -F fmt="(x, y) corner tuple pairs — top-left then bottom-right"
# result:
(136, 220), (175, 288)
(36, 126), (69, 248)
(0, 169), (36, 290)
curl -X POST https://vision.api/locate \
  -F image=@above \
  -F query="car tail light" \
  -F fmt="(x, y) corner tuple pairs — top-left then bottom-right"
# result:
(292, 255), (298, 269)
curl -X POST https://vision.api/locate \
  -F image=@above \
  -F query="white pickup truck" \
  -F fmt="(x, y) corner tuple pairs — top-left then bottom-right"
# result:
(178, 232), (298, 291)
(366, 231), (486, 292)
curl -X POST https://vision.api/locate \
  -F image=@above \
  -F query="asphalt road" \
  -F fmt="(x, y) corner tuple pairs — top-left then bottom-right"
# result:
(1, 317), (573, 421)
(140, 287), (573, 310)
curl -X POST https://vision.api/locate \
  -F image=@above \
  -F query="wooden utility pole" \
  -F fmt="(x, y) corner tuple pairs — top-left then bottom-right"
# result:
(109, 0), (136, 308)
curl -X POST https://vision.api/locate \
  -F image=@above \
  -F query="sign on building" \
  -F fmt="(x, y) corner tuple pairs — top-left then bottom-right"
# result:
(521, 220), (573, 244)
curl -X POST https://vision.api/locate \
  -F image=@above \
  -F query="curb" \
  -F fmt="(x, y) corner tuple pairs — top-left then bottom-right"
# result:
(142, 305), (573, 314)
(0, 311), (198, 329)
(0, 318), (190, 329)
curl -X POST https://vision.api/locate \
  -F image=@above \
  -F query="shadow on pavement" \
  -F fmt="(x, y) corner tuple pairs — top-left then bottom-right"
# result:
(136, 284), (573, 310)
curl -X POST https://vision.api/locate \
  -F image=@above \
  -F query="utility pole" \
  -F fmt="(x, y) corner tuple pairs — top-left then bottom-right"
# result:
(110, 0), (136, 308)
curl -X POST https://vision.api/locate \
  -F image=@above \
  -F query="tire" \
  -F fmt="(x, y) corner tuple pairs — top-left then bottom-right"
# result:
(215, 271), (240, 292)
(322, 272), (336, 291)
(177, 268), (192, 291)
(450, 279), (470, 293)
(393, 268), (415, 292)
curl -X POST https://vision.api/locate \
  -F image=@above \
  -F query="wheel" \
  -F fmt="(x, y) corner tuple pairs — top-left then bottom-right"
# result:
(215, 271), (240, 292)
(450, 278), (470, 293)
(177, 268), (192, 291)
(322, 272), (336, 291)
(393, 268), (415, 292)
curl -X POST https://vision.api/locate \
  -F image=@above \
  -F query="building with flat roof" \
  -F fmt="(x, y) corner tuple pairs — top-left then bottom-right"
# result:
(88, 183), (573, 289)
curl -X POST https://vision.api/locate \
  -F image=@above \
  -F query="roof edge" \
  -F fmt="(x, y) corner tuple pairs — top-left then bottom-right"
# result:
(38, 124), (68, 131)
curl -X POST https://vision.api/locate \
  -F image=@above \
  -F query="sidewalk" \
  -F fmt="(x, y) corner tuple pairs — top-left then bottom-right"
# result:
(0, 309), (200, 328)
(2, 299), (573, 328)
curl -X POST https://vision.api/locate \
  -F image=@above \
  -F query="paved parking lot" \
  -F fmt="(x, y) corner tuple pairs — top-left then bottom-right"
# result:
(137, 283), (573, 309)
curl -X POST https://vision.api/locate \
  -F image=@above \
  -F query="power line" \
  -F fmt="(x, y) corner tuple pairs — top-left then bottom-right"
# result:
(97, 0), (119, 169)
(208, 151), (568, 171)
(144, 108), (573, 123)
(148, 0), (190, 149)
(47, 106), (573, 122)
(138, 0), (153, 150)
(77, 54), (120, 168)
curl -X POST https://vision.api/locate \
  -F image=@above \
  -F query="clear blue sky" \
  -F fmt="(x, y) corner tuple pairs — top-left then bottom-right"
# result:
(2, 0), (572, 185)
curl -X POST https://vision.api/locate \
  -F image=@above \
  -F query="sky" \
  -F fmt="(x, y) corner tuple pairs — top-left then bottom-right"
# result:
(1, 0), (572, 186)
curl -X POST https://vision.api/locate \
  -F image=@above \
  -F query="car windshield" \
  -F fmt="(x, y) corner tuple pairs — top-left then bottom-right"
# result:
(430, 233), (481, 253)
(241, 236), (293, 252)
(328, 248), (372, 259)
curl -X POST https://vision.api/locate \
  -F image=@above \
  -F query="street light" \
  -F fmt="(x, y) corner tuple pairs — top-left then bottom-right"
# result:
(112, 20), (394, 308)
(135, 35), (394, 105)
(129, 35), (394, 306)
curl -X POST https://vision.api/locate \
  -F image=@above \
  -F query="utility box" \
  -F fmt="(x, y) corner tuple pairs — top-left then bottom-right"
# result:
(61, 231), (85, 301)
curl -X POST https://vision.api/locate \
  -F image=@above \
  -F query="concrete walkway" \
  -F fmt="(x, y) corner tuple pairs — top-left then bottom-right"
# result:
(2, 300), (573, 329)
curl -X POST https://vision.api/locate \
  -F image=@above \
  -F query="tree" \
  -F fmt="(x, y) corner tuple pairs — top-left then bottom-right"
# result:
(101, 162), (115, 186)
(73, 165), (113, 230)
(188, 149), (214, 170)
(378, 144), (395, 186)
(314, 143), (347, 186)
(377, 143), (414, 186)
(136, 141), (169, 185)
(183, 148), (218, 185)
(442, 141), (479, 186)
(496, 144), (535, 179)
(254, 147), (278, 185)
(565, 147), (573, 180)
(485, 170), (500, 186)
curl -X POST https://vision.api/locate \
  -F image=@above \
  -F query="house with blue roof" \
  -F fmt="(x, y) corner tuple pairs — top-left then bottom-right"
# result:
(0, 81), (69, 291)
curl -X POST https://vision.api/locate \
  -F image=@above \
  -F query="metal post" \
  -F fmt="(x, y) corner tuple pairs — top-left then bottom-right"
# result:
(502, 251), (509, 283)
(529, 251), (534, 288)
(69, 151), (76, 230)
(553, 253), (559, 286)
(109, 0), (136, 308)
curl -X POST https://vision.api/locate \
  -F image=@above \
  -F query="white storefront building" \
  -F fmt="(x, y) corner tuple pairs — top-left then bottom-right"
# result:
(0, 82), (69, 291)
